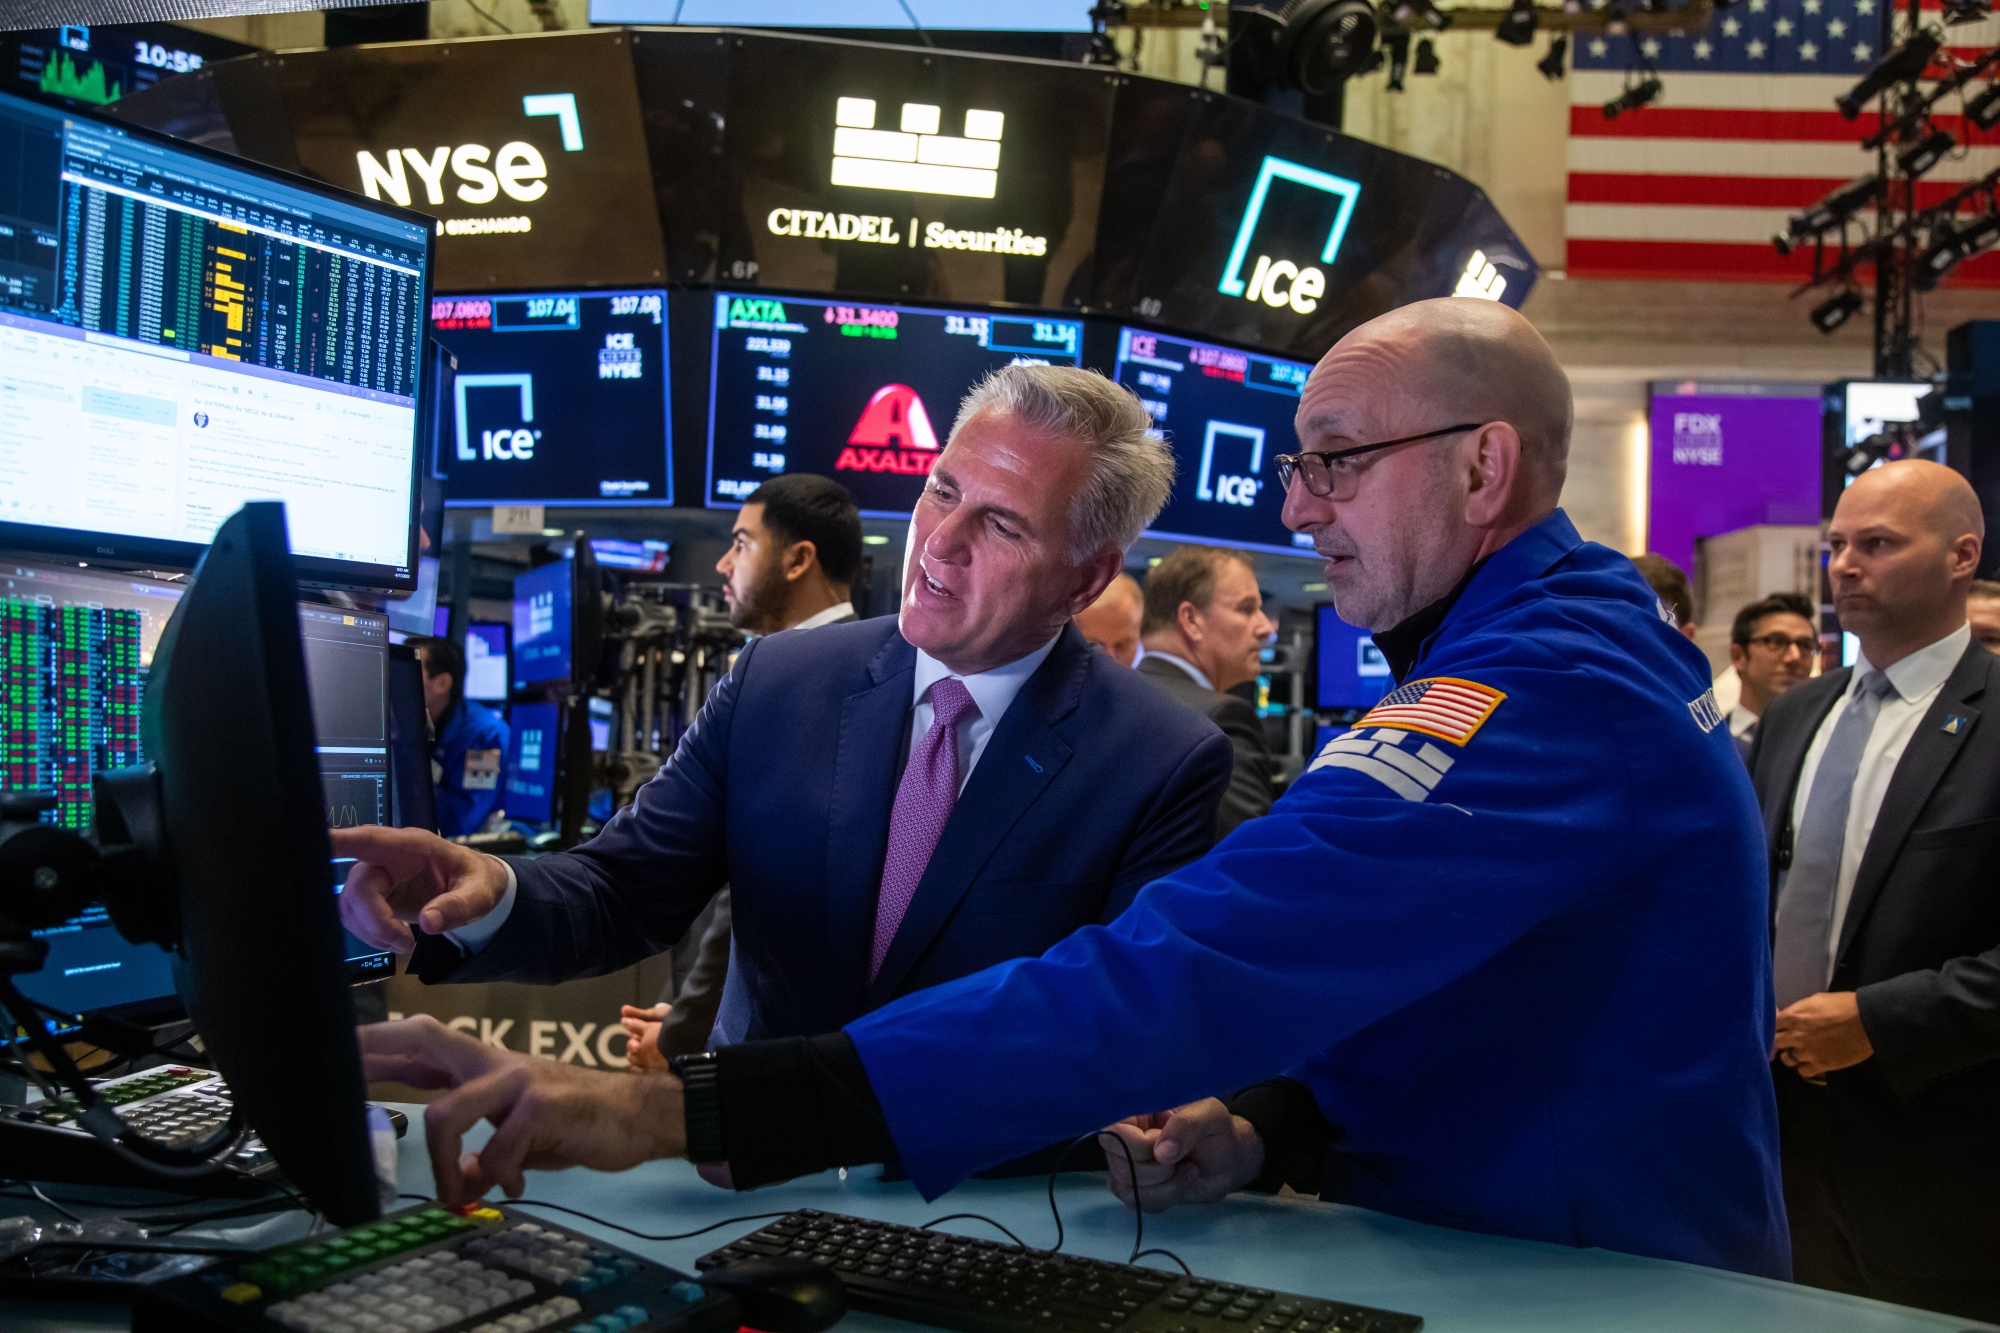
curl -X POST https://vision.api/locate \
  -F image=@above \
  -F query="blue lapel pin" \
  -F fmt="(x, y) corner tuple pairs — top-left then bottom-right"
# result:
(1023, 754), (1044, 774)
(1943, 714), (1968, 735)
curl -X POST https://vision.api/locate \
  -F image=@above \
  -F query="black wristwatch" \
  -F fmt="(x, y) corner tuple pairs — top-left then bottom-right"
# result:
(669, 1051), (725, 1164)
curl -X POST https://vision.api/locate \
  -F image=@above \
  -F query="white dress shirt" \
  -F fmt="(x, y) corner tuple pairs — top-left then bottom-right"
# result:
(447, 630), (1061, 952)
(1141, 650), (1213, 691)
(788, 601), (856, 631)
(1727, 704), (1759, 744)
(1788, 622), (1970, 975)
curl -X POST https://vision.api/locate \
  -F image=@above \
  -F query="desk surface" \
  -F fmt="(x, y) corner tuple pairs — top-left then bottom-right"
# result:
(378, 1107), (1983, 1333)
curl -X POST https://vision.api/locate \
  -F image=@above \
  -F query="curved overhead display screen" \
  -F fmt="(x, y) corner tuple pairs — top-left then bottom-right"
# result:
(430, 289), (672, 507)
(1114, 327), (1314, 557)
(706, 290), (1084, 518)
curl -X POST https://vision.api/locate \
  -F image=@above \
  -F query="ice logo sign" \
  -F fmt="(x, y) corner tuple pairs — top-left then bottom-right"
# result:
(456, 373), (539, 462)
(1218, 156), (1362, 316)
(830, 97), (1005, 199)
(1198, 422), (1266, 508)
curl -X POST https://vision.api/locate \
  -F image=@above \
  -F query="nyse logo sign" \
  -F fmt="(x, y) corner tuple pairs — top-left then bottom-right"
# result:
(1198, 422), (1265, 507)
(835, 383), (943, 475)
(457, 373), (540, 462)
(831, 97), (1004, 199)
(1218, 157), (1362, 316)
(356, 93), (583, 233)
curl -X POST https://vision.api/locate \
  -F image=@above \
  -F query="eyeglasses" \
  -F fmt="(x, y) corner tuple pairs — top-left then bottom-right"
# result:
(1743, 633), (1819, 656)
(1275, 423), (1484, 500)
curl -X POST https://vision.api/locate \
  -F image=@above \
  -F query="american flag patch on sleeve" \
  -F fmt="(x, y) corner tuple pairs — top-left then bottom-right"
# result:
(1354, 677), (1506, 747)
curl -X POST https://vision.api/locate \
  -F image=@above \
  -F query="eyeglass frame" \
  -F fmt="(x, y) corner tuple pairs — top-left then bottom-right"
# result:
(1274, 422), (1487, 498)
(1739, 632), (1819, 657)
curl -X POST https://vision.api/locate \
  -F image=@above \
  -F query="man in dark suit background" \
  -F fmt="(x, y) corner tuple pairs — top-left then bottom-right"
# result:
(1135, 546), (1278, 837)
(1748, 458), (2000, 1320)
(335, 364), (1233, 1066)
(627, 473), (866, 1065)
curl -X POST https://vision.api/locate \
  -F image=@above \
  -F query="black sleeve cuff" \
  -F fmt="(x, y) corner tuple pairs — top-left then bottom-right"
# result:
(1227, 1078), (1336, 1196)
(707, 1033), (894, 1190)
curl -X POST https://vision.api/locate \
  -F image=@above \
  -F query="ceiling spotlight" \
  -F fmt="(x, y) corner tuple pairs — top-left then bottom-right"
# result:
(1233, 0), (1384, 92)
(1943, 0), (1991, 24)
(1603, 2), (1631, 35)
(1966, 84), (2000, 132)
(1898, 127), (1956, 178)
(1916, 212), (2000, 290)
(1497, 0), (1538, 45)
(1414, 37), (1442, 72)
(1810, 288), (1865, 334)
(1837, 31), (1942, 120)
(1775, 173), (1883, 254)
(1537, 34), (1569, 78)
(1603, 76), (1662, 118)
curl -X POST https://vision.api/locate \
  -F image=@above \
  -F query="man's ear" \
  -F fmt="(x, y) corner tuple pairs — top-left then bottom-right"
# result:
(1462, 422), (1524, 528)
(1728, 643), (1748, 674)
(1175, 597), (1205, 645)
(782, 539), (820, 583)
(1065, 547), (1124, 618)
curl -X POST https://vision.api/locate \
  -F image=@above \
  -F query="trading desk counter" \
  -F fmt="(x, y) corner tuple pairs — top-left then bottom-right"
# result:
(384, 1108), (1983, 1333)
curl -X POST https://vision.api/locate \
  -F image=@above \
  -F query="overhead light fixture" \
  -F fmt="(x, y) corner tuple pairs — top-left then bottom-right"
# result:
(1838, 32), (1943, 120)
(1603, 2), (1631, 35)
(1232, 0), (1384, 92)
(1943, 0), (1991, 24)
(1537, 34), (1569, 78)
(1810, 288), (1865, 333)
(1916, 212), (2000, 289)
(1603, 76), (1662, 119)
(1384, 29), (1411, 90)
(1773, 173), (1883, 254)
(1414, 37), (1441, 72)
(1496, 0), (1538, 45)
(1898, 127), (1956, 178)
(1966, 84), (2000, 132)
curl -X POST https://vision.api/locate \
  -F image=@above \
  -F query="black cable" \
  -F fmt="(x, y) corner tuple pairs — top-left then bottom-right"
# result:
(1130, 1247), (1193, 1276)
(917, 1212), (1033, 1249)
(505, 1199), (795, 1242)
(27, 1182), (83, 1222)
(462, 0), (515, 33)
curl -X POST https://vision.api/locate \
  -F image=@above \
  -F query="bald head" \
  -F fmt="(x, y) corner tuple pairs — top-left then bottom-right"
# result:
(1074, 572), (1143, 667)
(1828, 458), (1985, 668)
(1282, 298), (1575, 631)
(1299, 298), (1573, 502)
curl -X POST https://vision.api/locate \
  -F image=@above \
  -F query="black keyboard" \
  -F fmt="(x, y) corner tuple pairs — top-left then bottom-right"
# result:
(698, 1209), (1422, 1333)
(133, 1201), (742, 1333)
(7, 1065), (277, 1180)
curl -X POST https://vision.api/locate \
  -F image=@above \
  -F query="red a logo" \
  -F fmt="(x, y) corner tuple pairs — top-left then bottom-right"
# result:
(848, 384), (940, 452)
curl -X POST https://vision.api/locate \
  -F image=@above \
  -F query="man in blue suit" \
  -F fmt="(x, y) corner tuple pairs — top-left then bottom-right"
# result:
(336, 365), (1232, 1058)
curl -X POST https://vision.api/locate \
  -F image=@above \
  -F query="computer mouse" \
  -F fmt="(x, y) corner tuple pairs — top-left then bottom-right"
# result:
(698, 1255), (847, 1333)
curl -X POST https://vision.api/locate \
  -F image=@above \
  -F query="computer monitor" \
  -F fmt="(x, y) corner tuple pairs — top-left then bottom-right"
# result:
(464, 623), (510, 702)
(1311, 602), (1393, 714)
(1113, 327), (1314, 557)
(385, 643), (437, 835)
(588, 695), (616, 752)
(1, 562), (396, 1021)
(705, 291), (1086, 518)
(502, 700), (560, 824)
(513, 563), (572, 689)
(2, 24), (254, 108)
(432, 289), (672, 506)
(385, 555), (441, 638)
(0, 89), (433, 591)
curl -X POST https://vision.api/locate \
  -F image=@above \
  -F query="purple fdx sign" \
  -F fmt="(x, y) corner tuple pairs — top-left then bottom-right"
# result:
(1647, 383), (1822, 576)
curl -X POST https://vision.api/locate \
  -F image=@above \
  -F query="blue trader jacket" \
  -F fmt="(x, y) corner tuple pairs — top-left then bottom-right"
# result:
(432, 697), (508, 837)
(841, 510), (1790, 1279)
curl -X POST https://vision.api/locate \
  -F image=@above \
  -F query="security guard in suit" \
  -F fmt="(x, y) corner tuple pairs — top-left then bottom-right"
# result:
(415, 636), (509, 838)
(358, 301), (1789, 1280)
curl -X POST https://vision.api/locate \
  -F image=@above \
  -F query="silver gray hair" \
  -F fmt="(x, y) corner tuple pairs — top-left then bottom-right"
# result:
(950, 364), (1175, 560)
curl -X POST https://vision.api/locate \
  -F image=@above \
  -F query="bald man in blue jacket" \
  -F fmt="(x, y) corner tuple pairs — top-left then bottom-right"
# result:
(359, 301), (1789, 1281)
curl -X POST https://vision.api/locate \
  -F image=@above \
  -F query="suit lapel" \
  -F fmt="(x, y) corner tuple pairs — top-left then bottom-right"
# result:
(1836, 644), (1993, 962)
(825, 631), (916, 1015)
(863, 626), (1086, 1006)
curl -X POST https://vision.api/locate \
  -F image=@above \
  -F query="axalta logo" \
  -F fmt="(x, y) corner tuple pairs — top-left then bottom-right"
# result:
(355, 93), (583, 226)
(456, 373), (540, 462)
(1218, 156), (1362, 316)
(1197, 422), (1265, 508)
(831, 97), (1004, 199)
(835, 384), (942, 475)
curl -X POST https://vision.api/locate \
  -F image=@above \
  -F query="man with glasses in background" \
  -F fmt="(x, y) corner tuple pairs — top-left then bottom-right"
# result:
(356, 299), (1788, 1280)
(1726, 593), (1819, 763)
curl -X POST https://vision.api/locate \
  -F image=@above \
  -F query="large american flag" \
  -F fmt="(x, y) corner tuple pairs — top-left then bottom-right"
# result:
(1568, 0), (2000, 285)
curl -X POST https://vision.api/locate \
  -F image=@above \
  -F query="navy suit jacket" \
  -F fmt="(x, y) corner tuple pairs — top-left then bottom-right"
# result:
(412, 619), (1234, 1045)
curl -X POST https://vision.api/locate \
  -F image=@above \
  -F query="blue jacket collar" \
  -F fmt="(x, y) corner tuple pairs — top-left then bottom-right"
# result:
(1408, 508), (1584, 674)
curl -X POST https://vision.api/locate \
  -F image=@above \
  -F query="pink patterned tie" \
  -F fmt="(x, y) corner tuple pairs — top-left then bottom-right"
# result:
(870, 677), (979, 981)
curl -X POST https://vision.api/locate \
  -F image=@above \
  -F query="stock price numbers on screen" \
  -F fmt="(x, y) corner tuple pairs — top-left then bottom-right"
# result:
(609, 293), (663, 323)
(494, 295), (580, 331)
(939, 312), (1077, 360)
(431, 297), (493, 331)
(826, 305), (899, 339)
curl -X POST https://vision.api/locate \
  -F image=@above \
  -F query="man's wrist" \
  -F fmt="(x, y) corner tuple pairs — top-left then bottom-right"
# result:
(1229, 1114), (1266, 1189)
(636, 1069), (689, 1162)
